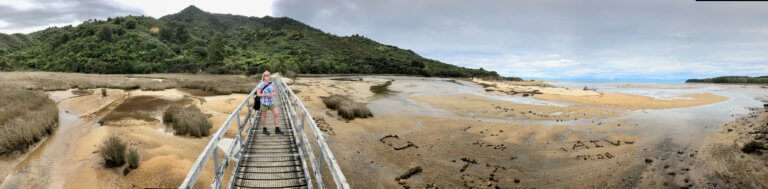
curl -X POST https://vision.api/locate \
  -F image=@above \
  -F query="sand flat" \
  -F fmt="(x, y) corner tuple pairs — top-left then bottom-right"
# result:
(411, 93), (621, 120)
(2, 73), (766, 188)
(535, 92), (727, 109)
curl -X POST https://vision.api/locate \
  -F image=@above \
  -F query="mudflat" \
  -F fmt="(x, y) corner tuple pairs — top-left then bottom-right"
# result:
(0, 73), (766, 188)
(290, 76), (767, 188)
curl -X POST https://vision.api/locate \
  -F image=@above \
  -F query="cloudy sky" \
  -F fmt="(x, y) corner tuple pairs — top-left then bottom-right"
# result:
(1, 0), (767, 82)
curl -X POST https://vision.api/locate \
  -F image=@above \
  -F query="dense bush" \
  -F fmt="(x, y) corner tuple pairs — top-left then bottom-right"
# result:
(163, 105), (211, 137)
(322, 95), (372, 120)
(0, 6), (503, 79)
(0, 88), (59, 155)
(98, 136), (127, 168)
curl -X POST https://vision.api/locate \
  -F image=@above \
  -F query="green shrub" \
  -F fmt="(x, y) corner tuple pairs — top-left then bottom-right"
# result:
(0, 88), (59, 155)
(127, 148), (140, 169)
(163, 105), (211, 137)
(98, 136), (126, 168)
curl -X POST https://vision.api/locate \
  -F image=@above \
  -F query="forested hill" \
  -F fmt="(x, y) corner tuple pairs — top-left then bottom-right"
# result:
(686, 76), (768, 84)
(0, 5), (508, 78)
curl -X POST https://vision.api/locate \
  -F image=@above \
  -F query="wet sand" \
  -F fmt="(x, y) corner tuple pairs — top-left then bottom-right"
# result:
(697, 106), (768, 188)
(473, 78), (728, 109)
(411, 93), (621, 120)
(0, 87), (245, 188)
(535, 92), (727, 110)
(1, 74), (766, 188)
(290, 76), (767, 188)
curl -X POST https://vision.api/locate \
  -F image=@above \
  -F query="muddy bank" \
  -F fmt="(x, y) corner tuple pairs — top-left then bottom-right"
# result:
(697, 104), (768, 188)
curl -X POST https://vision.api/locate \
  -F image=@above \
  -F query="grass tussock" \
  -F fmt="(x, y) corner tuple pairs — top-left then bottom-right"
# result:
(127, 148), (140, 169)
(98, 136), (126, 168)
(742, 141), (766, 154)
(322, 95), (373, 120)
(138, 81), (177, 91)
(0, 87), (59, 155)
(370, 80), (393, 94)
(163, 105), (211, 137)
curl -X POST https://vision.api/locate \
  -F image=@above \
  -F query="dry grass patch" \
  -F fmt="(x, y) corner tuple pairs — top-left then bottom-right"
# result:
(163, 105), (212, 137)
(0, 87), (58, 155)
(0, 72), (257, 94)
(127, 148), (140, 169)
(98, 136), (127, 168)
(370, 80), (393, 94)
(742, 141), (766, 155)
(321, 95), (373, 120)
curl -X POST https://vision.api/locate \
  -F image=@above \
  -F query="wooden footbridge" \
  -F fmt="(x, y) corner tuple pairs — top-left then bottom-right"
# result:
(180, 77), (349, 189)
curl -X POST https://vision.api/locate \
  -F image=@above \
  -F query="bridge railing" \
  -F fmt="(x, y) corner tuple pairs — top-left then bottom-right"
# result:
(179, 76), (349, 189)
(179, 82), (258, 189)
(278, 77), (350, 189)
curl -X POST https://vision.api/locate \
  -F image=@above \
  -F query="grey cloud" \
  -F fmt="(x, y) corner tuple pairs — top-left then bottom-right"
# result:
(0, 0), (141, 33)
(274, 0), (768, 81)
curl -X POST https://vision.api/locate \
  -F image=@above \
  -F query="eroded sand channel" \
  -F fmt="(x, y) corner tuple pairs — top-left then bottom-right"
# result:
(0, 87), (247, 188)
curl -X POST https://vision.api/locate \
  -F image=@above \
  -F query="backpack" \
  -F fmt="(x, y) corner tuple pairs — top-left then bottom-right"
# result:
(253, 82), (272, 110)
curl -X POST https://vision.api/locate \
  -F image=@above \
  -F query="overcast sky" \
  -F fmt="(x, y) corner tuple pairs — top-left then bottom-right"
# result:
(1, 0), (767, 82)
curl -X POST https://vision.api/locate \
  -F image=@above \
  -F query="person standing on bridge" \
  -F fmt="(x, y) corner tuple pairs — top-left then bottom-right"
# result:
(257, 71), (281, 135)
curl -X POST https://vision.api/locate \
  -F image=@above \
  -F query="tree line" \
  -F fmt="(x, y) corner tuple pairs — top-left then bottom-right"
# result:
(686, 76), (768, 84)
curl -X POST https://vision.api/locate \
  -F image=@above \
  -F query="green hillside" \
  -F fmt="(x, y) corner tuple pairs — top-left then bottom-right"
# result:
(686, 76), (768, 84)
(0, 5), (507, 78)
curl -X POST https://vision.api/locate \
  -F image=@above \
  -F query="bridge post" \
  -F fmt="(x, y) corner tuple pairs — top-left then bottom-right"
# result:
(300, 113), (306, 130)
(213, 147), (219, 188)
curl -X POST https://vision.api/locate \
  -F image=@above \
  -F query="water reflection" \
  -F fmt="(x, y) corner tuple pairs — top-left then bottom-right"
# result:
(368, 78), (767, 147)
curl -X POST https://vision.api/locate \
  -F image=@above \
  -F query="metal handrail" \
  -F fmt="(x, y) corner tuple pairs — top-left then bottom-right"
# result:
(277, 78), (323, 187)
(280, 78), (350, 189)
(179, 76), (349, 189)
(179, 84), (257, 189)
(275, 78), (316, 189)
